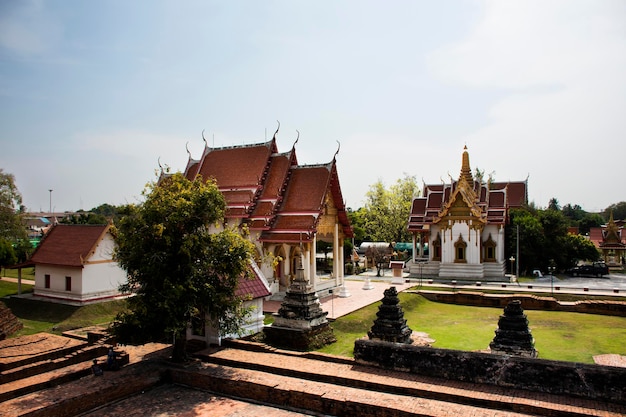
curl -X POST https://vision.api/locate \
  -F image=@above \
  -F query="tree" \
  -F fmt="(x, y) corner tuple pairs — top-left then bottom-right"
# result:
(0, 169), (31, 266)
(361, 174), (419, 243)
(111, 172), (256, 362)
(507, 208), (545, 275)
(60, 211), (108, 225)
(603, 202), (626, 221)
(564, 233), (600, 266)
(548, 197), (560, 211)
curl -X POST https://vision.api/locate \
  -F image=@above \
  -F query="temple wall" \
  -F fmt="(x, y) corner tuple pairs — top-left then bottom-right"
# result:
(354, 338), (626, 404)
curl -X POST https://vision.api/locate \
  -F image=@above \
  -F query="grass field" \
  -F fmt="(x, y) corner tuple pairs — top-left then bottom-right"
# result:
(3, 296), (127, 337)
(0, 280), (34, 298)
(1, 267), (35, 280)
(318, 292), (626, 364)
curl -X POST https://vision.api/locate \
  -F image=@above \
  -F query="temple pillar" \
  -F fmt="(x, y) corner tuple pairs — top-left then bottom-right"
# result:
(311, 235), (317, 282)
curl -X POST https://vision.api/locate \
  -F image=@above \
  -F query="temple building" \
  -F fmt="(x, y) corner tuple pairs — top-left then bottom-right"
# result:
(589, 212), (625, 268)
(407, 147), (527, 280)
(181, 130), (353, 298)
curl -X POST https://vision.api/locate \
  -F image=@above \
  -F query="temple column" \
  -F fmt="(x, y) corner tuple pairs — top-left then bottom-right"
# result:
(412, 234), (417, 263)
(304, 244), (312, 285)
(311, 235), (317, 281)
(333, 222), (340, 286)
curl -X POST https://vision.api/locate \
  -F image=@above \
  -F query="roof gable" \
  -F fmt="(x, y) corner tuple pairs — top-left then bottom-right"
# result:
(29, 224), (111, 267)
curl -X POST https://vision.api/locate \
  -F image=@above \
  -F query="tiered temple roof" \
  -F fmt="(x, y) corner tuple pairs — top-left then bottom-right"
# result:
(408, 147), (527, 233)
(183, 136), (352, 243)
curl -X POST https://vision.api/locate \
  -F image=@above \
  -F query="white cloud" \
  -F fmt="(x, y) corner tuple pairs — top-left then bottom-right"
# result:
(427, 0), (626, 211)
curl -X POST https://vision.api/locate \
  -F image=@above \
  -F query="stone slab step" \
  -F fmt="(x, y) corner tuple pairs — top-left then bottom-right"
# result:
(0, 343), (107, 384)
(196, 344), (626, 417)
(0, 351), (129, 403)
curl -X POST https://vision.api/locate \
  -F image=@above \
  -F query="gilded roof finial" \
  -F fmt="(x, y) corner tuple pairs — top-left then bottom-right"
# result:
(459, 145), (474, 184)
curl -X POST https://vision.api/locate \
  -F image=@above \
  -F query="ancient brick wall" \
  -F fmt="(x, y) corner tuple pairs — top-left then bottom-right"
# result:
(354, 338), (626, 404)
(418, 290), (626, 316)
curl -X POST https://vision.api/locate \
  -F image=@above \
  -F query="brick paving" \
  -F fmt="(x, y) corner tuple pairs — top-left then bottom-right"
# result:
(79, 384), (316, 417)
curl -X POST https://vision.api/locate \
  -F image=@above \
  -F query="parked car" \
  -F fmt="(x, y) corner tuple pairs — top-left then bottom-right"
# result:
(566, 262), (609, 277)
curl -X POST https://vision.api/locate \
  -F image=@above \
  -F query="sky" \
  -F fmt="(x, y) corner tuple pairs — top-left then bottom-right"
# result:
(1, 1), (624, 214)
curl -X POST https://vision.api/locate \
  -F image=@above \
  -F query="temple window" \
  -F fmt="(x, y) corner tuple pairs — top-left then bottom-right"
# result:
(483, 233), (497, 263)
(432, 234), (441, 261)
(454, 235), (467, 263)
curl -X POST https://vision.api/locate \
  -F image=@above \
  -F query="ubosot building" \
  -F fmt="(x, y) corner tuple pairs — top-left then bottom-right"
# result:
(182, 131), (353, 297)
(407, 147), (527, 280)
(589, 212), (625, 268)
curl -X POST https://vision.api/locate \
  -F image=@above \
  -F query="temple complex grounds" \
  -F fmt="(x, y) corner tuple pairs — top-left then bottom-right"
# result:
(2, 273), (626, 365)
(2, 274), (626, 416)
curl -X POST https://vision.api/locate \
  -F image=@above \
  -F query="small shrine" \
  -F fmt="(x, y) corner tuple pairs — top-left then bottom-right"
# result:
(489, 300), (537, 358)
(598, 211), (625, 267)
(263, 261), (335, 351)
(367, 287), (412, 344)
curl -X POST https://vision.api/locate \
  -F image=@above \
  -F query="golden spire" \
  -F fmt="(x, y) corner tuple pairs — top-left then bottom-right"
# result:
(459, 145), (474, 184)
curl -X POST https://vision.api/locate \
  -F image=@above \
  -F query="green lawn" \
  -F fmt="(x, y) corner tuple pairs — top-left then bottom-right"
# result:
(1, 267), (35, 280)
(0, 280), (34, 298)
(3, 296), (127, 337)
(318, 292), (626, 364)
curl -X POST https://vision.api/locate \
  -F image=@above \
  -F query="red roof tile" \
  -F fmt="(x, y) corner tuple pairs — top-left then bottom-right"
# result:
(197, 141), (275, 188)
(236, 263), (270, 299)
(281, 165), (330, 212)
(29, 224), (110, 268)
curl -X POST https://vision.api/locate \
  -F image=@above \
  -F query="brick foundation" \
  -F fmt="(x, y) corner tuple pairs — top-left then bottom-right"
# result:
(354, 338), (626, 404)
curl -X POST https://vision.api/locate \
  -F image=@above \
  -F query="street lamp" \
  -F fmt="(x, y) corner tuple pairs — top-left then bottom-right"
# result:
(48, 189), (53, 214)
(417, 259), (425, 289)
(509, 256), (516, 280)
(548, 264), (556, 295)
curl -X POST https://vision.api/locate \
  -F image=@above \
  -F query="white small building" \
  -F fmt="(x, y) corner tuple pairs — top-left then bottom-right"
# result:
(29, 224), (128, 304)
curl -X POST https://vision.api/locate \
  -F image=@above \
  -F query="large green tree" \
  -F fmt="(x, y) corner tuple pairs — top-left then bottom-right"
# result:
(507, 203), (601, 274)
(361, 174), (419, 243)
(0, 169), (31, 267)
(112, 172), (256, 362)
(603, 202), (626, 221)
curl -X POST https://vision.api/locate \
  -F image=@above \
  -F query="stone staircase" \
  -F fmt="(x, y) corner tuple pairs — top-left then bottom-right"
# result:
(0, 332), (127, 403)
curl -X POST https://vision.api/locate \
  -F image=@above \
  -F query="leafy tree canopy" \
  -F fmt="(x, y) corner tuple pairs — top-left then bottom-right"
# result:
(603, 201), (626, 221)
(0, 169), (31, 266)
(60, 211), (108, 225)
(361, 174), (419, 244)
(111, 172), (256, 361)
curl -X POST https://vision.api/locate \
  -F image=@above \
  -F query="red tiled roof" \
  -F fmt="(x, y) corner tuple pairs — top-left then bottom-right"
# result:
(259, 153), (292, 200)
(272, 215), (317, 231)
(183, 138), (353, 239)
(281, 165), (330, 212)
(236, 264), (271, 299)
(196, 141), (275, 188)
(408, 155), (527, 232)
(259, 232), (314, 243)
(29, 224), (110, 268)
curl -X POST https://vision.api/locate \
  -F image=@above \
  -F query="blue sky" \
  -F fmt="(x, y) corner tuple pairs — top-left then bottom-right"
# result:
(1, 1), (624, 213)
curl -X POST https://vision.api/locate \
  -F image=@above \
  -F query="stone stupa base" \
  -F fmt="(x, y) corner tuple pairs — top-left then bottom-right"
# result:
(263, 323), (336, 351)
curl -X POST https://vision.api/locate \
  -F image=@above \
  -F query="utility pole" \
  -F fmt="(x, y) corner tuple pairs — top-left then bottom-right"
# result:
(516, 225), (520, 279)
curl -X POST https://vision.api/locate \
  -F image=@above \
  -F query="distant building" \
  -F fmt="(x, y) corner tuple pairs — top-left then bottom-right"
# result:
(180, 133), (353, 297)
(407, 147), (527, 280)
(589, 212), (625, 267)
(29, 224), (128, 304)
